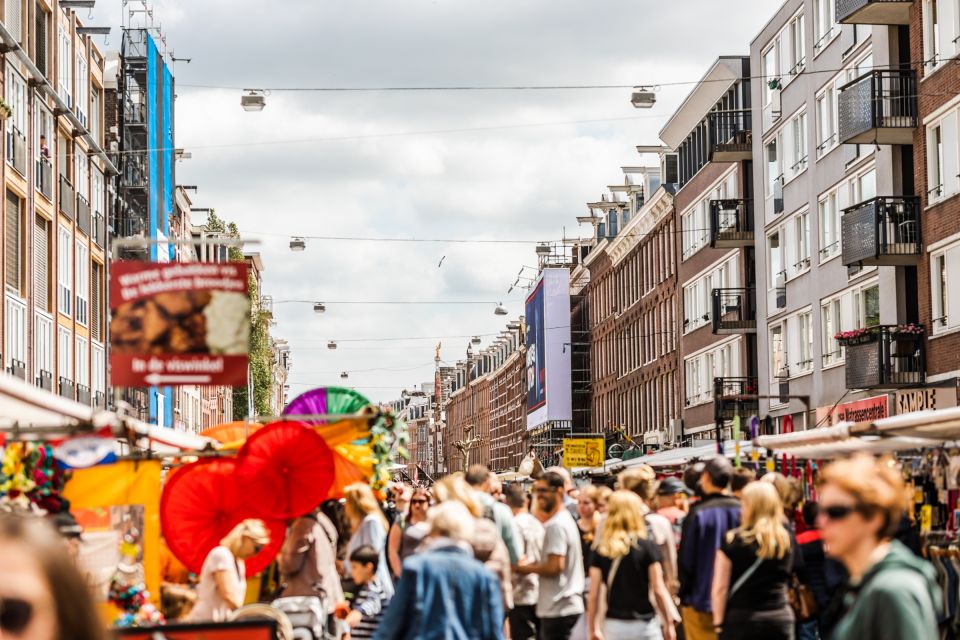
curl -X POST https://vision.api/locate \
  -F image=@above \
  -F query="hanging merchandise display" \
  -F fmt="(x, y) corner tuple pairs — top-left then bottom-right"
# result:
(0, 442), (70, 513)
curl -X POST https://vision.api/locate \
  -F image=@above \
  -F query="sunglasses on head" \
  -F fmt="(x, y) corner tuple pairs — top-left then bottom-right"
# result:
(410, 498), (429, 505)
(0, 598), (33, 634)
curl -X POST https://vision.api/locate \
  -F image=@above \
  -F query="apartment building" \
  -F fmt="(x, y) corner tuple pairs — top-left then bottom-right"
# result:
(582, 169), (680, 444)
(488, 321), (525, 472)
(911, 0), (960, 399)
(660, 57), (759, 441)
(1, 2), (111, 410)
(444, 354), (491, 472)
(750, 0), (922, 430)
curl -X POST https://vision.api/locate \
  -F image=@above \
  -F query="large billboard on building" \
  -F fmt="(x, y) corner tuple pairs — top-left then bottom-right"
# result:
(526, 268), (572, 430)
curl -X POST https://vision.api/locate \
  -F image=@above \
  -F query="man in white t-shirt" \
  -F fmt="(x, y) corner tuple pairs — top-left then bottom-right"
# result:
(506, 484), (544, 640)
(515, 471), (584, 640)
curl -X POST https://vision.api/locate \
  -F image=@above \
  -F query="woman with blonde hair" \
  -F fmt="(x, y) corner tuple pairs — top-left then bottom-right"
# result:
(343, 482), (394, 599)
(710, 482), (794, 640)
(189, 519), (270, 622)
(586, 490), (676, 640)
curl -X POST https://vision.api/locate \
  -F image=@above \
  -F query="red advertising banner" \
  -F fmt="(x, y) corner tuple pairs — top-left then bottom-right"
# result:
(815, 394), (890, 426)
(109, 261), (250, 387)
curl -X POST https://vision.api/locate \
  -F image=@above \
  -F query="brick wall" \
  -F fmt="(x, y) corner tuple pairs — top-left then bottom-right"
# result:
(910, 0), (960, 381)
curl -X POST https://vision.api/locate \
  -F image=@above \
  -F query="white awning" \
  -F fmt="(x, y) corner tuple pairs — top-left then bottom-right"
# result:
(608, 441), (755, 471)
(858, 406), (960, 440)
(755, 423), (853, 450)
(0, 372), (213, 452)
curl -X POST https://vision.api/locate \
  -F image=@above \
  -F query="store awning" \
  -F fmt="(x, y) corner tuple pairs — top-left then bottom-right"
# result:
(608, 441), (755, 471)
(760, 435), (935, 459)
(755, 423), (854, 451)
(0, 372), (213, 452)
(854, 406), (960, 440)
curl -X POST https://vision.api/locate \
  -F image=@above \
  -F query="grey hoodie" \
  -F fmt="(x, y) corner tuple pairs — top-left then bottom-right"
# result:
(830, 540), (942, 640)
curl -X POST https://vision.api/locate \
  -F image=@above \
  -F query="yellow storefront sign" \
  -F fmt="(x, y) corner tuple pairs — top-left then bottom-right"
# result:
(562, 437), (605, 469)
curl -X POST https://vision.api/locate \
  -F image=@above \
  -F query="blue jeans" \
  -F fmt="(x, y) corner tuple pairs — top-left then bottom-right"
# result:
(796, 619), (819, 640)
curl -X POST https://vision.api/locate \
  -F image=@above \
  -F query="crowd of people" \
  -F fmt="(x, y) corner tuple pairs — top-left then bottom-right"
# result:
(0, 454), (946, 640)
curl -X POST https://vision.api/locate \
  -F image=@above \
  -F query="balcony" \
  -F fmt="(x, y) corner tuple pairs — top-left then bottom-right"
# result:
(6, 359), (26, 381)
(773, 175), (784, 215)
(93, 213), (106, 248)
(77, 384), (91, 406)
(94, 392), (106, 410)
(712, 288), (757, 334)
(714, 377), (759, 421)
(837, 0), (911, 25)
(37, 370), (53, 391)
(842, 196), (921, 267)
(77, 195), (91, 236)
(708, 109), (752, 162)
(58, 377), (75, 400)
(842, 325), (925, 389)
(710, 199), (754, 248)
(35, 157), (53, 200)
(5, 126), (26, 176)
(58, 175), (75, 218)
(838, 70), (917, 145)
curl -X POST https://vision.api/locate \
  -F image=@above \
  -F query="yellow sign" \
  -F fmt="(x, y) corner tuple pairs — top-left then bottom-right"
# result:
(920, 504), (933, 534)
(562, 437), (605, 468)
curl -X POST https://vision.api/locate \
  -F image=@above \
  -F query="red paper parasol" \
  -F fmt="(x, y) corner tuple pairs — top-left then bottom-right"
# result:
(236, 421), (336, 520)
(160, 458), (286, 576)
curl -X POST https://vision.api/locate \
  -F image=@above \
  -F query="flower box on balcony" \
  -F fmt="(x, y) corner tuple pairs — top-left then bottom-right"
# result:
(835, 327), (880, 346)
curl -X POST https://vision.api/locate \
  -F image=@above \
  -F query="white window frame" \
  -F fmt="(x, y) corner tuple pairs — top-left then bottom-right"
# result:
(57, 26), (71, 107)
(4, 294), (26, 368)
(787, 109), (808, 180)
(684, 337), (741, 407)
(74, 50), (88, 126)
(34, 310), (53, 376)
(74, 335), (88, 388)
(796, 310), (814, 374)
(931, 238), (960, 334)
(923, 0), (960, 75)
(75, 240), (88, 326)
(926, 103), (960, 205)
(792, 209), (811, 276)
(821, 298), (843, 367)
(683, 253), (737, 334)
(57, 225), (72, 316)
(57, 326), (72, 383)
(815, 75), (841, 159)
(788, 10), (807, 77)
(813, 0), (838, 56)
(769, 320), (788, 383)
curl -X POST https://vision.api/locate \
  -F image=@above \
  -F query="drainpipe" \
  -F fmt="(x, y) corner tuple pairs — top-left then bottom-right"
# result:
(0, 22), (118, 176)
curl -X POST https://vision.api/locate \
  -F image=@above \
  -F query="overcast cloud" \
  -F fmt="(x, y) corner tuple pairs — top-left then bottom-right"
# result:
(94, 0), (773, 403)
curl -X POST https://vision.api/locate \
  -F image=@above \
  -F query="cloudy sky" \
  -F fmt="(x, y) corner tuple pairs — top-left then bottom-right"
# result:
(95, 0), (772, 403)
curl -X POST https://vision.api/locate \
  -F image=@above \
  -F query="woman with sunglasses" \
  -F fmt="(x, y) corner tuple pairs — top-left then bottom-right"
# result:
(0, 513), (105, 640)
(818, 455), (940, 640)
(387, 487), (431, 578)
(189, 519), (271, 622)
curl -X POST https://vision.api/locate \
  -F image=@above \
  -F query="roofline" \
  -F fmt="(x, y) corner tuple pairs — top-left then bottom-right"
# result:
(658, 56), (748, 148)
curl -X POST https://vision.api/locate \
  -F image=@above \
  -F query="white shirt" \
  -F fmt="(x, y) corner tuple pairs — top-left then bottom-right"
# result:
(188, 546), (244, 622)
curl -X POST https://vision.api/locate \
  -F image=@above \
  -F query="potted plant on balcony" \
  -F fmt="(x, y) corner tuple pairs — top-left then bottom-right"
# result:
(834, 326), (881, 347)
(891, 323), (925, 336)
(0, 98), (12, 121)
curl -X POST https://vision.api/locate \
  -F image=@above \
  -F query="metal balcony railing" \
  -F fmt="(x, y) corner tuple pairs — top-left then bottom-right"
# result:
(77, 384), (91, 406)
(708, 109), (752, 161)
(58, 377), (75, 400)
(58, 175), (75, 218)
(710, 199), (754, 248)
(838, 70), (917, 145)
(844, 325), (925, 389)
(37, 370), (53, 391)
(6, 359), (26, 381)
(712, 288), (757, 334)
(842, 196), (921, 267)
(76, 195), (91, 236)
(5, 126), (26, 176)
(714, 377), (759, 421)
(93, 213), (105, 247)
(94, 392), (106, 410)
(35, 156), (52, 200)
(837, 0), (911, 25)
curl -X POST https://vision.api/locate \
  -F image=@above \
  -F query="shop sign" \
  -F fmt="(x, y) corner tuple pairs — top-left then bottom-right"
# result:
(561, 437), (605, 468)
(815, 395), (890, 426)
(894, 388), (958, 415)
(109, 261), (250, 387)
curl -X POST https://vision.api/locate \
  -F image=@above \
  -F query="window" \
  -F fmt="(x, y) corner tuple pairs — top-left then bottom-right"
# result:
(90, 88), (101, 145)
(57, 26), (71, 106)
(923, 0), (960, 73)
(5, 67), (26, 140)
(815, 78), (839, 158)
(5, 0), (22, 43)
(789, 12), (806, 75)
(683, 256), (736, 333)
(927, 106), (960, 204)
(76, 156), (89, 200)
(75, 241), (88, 326)
(75, 336), (88, 388)
(794, 210), (810, 273)
(813, 0), (837, 53)
(685, 340), (740, 406)
(763, 46), (777, 106)
(932, 241), (960, 333)
(75, 51), (88, 126)
(855, 284), (880, 327)
(57, 326), (71, 382)
(788, 110), (808, 177)
(91, 262), (103, 341)
(34, 214), (50, 312)
(770, 323), (787, 379)
(34, 309), (52, 377)
(92, 168), (104, 215)
(768, 230), (783, 285)
(35, 105), (53, 163)
(797, 311), (813, 372)
(822, 298), (842, 365)
(57, 225), (72, 316)
(5, 190), (23, 294)
(35, 4), (49, 77)
(92, 343), (104, 395)
(819, 183), (845, 261)
(681, 201), (709, 260)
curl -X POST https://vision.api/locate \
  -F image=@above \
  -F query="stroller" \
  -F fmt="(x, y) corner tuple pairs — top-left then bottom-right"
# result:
(271, 596), (333, 640)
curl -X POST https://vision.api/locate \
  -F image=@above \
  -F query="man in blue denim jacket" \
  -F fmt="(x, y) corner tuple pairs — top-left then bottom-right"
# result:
(375, 501), (504, 640)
